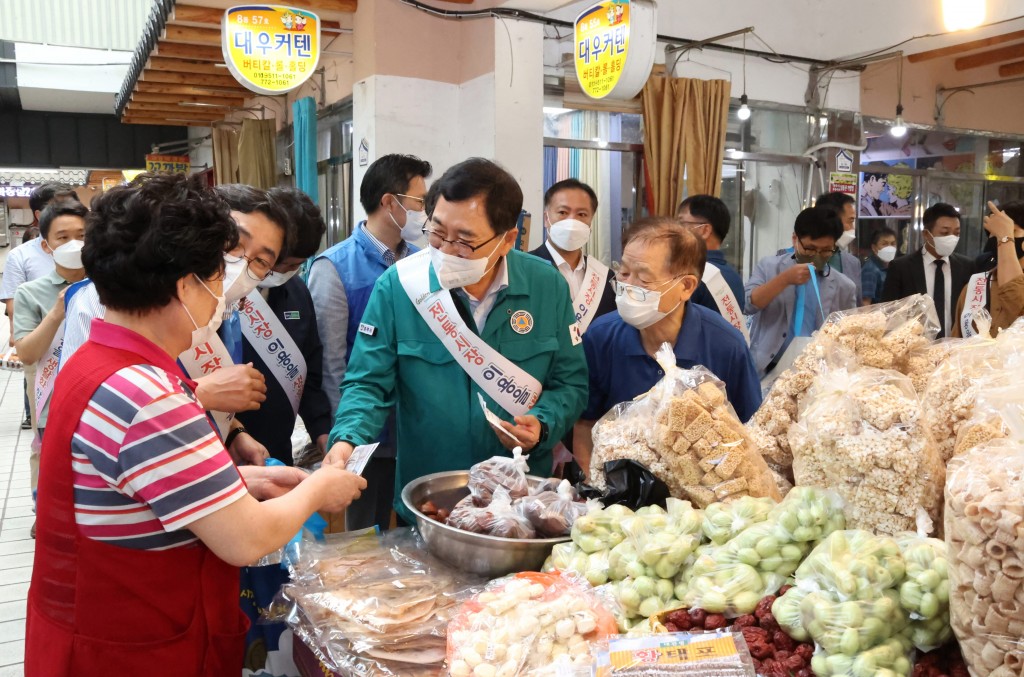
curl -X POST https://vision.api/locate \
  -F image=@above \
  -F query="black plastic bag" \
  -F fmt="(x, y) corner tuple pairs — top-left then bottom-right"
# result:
(574, 459), (670, 511)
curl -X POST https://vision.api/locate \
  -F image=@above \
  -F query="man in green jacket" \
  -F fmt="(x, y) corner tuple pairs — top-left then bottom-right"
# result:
(324, 158), (589, 524)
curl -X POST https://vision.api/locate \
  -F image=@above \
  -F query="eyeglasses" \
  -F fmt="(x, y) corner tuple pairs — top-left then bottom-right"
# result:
(797, 241), (838, 256)
(609, 261), (684, 302)
(678, 219), (710, 229)
(396, 193), (425, 206)
(423, 226), (501, 258)
(224, 251), (274, 281)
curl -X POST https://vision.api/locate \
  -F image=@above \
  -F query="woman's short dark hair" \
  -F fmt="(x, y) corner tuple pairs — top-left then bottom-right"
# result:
(83, 173), (238, 313)
(425, 158), (523, 235)
(794, 206), (843, 241)
(267, 187), (326, 260)
(622, 216), (707, 279)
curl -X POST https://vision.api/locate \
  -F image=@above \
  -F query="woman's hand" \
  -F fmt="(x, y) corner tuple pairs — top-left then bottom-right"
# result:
(984, 201), (1016, 240)
(310, 464), (367, 513)
(238, 465), (308, 500)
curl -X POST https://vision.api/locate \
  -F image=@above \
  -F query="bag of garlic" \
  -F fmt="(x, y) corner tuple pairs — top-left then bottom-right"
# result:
(589, 343), (781, 509)
(945, 438), (1024, 677)
(749, 293), (942, 480)
(788, 365), (945, 536)
(446, 571), (620, 677)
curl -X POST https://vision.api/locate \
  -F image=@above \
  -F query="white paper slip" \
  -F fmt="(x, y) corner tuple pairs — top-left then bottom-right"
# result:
(345, 443), (381, 476)
(478, 392), (523, 445)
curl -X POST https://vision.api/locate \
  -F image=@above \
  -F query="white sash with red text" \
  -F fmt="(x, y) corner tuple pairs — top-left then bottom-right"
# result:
(178, 333), (235, 436)
(573, 257), (609, 335)
(238, 291), (306, 415)
(396, 249), (543, 417)
(961, 272), (990, 338)
(703, 263), (750, 343)
(33, 323), (63, 415)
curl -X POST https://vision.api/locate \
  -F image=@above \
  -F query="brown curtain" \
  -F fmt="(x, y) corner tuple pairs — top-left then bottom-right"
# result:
(238, 118), (277, 189)
(641, 75), (731, 214)
(212, 125), (240, 185)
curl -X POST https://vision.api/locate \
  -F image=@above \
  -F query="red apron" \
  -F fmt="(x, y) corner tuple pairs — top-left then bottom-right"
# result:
(25, 340), (249, 677)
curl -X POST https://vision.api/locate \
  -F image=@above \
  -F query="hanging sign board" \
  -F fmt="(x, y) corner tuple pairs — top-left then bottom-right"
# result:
(829, 171), (858, 196)
(573, 0), (656, 101)
(835, 149), (854, 173)
(145, 154), (191, 174)
(222, 5), (320, 96)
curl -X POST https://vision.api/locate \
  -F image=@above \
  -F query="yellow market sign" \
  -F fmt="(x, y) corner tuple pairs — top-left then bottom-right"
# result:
(145, 154), (191, 174)
(223, 5), (320, 96)
(574, 0), (656, 101)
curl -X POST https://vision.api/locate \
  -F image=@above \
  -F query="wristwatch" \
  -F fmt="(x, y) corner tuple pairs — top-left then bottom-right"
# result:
(538, 420), (550, 444)
(999, 235), (1014, 245)
(225, 424), (248, 449)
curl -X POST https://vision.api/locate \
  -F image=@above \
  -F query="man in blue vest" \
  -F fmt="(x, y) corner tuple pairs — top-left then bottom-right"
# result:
(308, 154), (432, 530)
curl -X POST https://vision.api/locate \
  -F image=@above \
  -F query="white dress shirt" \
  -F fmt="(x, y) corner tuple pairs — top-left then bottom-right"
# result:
(1, 239), (55, 301)
(463, 257), (509, 330)
(922, 249), (953, 335)
(545, 239), (586, 300)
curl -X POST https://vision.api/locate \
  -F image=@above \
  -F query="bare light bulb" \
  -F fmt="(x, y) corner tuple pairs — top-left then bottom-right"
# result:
(737, 94), (751, 121)
(943, 0), (986, 31)
(891, 116), (908, 138)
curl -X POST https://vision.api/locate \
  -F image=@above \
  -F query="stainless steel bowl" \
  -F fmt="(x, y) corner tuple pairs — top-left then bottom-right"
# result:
(402, 470), (570, 577)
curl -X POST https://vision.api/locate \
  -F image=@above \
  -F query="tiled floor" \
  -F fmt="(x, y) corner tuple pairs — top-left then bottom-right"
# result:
(0, 364), (32, 677)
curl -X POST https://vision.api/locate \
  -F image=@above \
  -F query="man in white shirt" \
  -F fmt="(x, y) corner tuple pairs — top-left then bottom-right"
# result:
(881, 202), (974, 338)
(1, 183), (78, 429)
(528, 179), (616, 333)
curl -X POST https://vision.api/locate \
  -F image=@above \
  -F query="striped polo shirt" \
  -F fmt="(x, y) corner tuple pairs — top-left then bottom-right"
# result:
(70, 324), (247, 550)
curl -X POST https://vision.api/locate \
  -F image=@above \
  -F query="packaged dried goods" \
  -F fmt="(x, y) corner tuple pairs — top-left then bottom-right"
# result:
(271, 529), (483, 676)
(446, 571), (618, 676)
(590, 344), (780, 508)
(945, 438), (1024, 677)
(789, 367), (944, 536)
(593, 630), (758, 676)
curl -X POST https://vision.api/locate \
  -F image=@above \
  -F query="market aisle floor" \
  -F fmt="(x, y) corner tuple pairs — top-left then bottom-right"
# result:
(0, 361), (31, 677)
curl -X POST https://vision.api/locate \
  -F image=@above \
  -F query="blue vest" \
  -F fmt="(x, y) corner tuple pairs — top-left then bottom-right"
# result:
(314, 224), (418, 360)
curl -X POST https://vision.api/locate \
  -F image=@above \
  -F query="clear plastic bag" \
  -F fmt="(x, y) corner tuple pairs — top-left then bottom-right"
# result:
(590, 344), (780, 508)
(446, 571), (619, 677)
(945, 438), (1024, 677)
(894, 532), (953, 652)
(268, 528), (484, 676)
(517, 480), (589, 538)
(484, 488), (536, 539)
(793, 530), (906, 600)
(702, 496), (777, 545)
(789, 366), (945, 536)
(468, 446), (530, 505)
(750, 293), (942, 475)
(447, 495), (491, 535)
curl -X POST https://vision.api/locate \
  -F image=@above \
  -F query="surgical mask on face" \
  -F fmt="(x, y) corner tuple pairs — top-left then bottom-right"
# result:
(877, 246), (897, 263)
(547, 218), (592, 252)
(794, 251), (831, 272)
(51, 239), (84, 269)
(929, 233), (960, 258)
(429, 239), (503, 290)
(614, 280), (681, 330)
(258, 268), (299, 289)
(222, 255), (261, 304)
(389, 199), (428, 243)
(837, 230), (856, 249)
(181, 275), (226, 347)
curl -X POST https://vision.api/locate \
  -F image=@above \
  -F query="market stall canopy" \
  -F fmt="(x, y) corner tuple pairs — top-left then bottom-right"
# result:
(115, 0), (355, 126)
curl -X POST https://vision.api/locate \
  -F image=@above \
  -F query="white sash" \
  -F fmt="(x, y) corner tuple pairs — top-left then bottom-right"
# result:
(178, 333), (235, 436)
(238, 291), (306, 415)
(34, 323), (63, 415)
(702, 263), (750, 343)
(573, 257), (609, 335)
(396, 250), (542, 417)
(961, 272), (989, 338)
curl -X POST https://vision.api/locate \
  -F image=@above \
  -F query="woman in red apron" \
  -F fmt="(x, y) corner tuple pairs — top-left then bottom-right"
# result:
(26, 173), (366, 677)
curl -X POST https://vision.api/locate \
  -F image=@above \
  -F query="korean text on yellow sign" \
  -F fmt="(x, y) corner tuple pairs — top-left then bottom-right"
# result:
(222, 5), (320, 96)
(144, 155), (191, 175)
(574, 0), (630, 99)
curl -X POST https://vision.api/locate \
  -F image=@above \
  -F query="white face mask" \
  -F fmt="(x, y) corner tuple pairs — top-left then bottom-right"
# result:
(837, 230), (856, 249)
(429, 238), (503, 290)
(389, 199), (428, 244)
(258, 268), (299, 289)
(222, 255), (262, 304)
(547, 218), (592, 252)
(929, 233), (960, 258)
(877, 246), (897, 263)
(614, 280), (681, 330)
(181, 275), (226, 347)
(51, 239), (85, 269)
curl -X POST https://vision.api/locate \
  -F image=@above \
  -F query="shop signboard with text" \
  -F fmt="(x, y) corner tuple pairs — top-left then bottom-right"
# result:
(574, 0), (656, 101)
(223, 5), (321, 96)
(145, 155), (191, 174)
